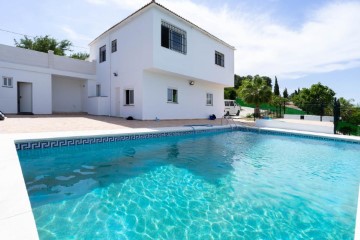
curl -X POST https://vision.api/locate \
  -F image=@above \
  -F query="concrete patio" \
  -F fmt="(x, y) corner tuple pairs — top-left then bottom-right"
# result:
(0, 114), (255, 134)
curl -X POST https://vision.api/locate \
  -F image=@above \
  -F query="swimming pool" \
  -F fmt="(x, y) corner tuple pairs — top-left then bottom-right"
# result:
(17, 130), (360, 239)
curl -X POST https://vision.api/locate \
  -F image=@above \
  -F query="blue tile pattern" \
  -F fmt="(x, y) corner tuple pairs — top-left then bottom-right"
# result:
(15, 126), (359, 151)
(15, 128), (230, 150)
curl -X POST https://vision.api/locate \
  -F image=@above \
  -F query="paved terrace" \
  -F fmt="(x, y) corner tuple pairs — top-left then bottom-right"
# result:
(0, 114), (255, 134)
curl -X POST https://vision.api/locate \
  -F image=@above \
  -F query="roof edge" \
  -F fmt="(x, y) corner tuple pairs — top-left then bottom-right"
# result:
(89, 0), (235, 50)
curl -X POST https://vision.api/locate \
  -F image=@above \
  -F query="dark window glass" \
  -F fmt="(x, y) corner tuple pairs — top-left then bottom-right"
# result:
(99, 45), (106, 63)
(125, 90), (134, 105)
(161, 21), (186, 54)
(167, 88), (178, 103)
(206, 93), (213, 105)
(215, 51), (224, 67)
(161, 25), (169, 48)
(111, 40), (117, 53)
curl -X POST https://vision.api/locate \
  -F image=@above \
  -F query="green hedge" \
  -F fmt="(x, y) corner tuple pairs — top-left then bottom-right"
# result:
(336, 121), (360, 136)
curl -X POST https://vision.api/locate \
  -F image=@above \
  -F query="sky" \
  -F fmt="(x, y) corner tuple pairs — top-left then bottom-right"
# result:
(0, 0), (359, 103)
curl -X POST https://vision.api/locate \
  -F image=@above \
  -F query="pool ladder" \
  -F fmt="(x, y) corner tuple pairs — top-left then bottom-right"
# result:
(221, 116), (238, 129)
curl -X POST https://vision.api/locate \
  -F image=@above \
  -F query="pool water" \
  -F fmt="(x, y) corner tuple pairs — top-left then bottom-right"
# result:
(18, 131), (360, 239)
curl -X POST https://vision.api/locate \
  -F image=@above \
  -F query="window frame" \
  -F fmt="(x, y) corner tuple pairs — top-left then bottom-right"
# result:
(215, 51), (225, 67)
(167, 88), (178, 103)
(125, 89), (134, 105)
(206, 93), (213, 106)
(2, 76), (13, 88)
(161, 21), (187, 55)
(111, 39), (117, 53)
(99, 45), (106, 63)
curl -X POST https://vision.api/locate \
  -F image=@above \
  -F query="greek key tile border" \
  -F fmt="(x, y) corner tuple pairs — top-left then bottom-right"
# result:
(15, 128), (231, 150)
(15, 126), (359, 151)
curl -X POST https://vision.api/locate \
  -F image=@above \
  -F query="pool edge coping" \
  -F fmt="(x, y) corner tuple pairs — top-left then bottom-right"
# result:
(1, 124), (360, 239)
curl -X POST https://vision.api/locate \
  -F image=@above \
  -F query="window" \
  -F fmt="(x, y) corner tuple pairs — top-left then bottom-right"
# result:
(2, 77), (13, 88)
(161, 21), (187, 54)
(167, 88), (178, 103)
(215, 51), (224, 67)
(99, 45), (106, 63)
(206, 93), (213, 106)
(96, 84), (101, 97)
(125, 89), (134, 105)
(111, 40), (117, 53)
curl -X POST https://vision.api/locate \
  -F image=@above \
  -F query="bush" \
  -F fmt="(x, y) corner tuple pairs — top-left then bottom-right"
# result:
(337, 121), (359, 136)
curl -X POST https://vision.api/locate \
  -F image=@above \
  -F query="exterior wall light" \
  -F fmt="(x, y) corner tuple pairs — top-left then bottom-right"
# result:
(113, 72), (118, 77)
(189, 80), (195, 86)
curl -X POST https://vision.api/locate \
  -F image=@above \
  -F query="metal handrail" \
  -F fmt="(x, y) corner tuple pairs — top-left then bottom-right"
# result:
(222, 116), (238, 129)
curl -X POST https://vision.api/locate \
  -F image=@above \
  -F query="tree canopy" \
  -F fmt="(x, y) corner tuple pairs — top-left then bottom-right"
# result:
(70, 52), (90, 60)
(224, 87), (237, 100)
(238, 76), (272, 117)
(14, 35), (89, 60)
(283, 88), (289, 98)
(292, 82), (335, 115)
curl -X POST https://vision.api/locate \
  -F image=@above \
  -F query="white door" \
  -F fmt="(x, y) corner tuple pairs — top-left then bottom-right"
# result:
(18, 82), (33, 113)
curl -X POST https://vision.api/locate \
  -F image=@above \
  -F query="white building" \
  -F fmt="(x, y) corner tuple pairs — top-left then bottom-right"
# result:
(0, 0), (234, 120)
(0, 44), (96, 114)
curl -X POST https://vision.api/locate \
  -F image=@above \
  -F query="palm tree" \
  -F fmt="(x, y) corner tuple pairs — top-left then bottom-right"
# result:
(239, 77), (272, 118)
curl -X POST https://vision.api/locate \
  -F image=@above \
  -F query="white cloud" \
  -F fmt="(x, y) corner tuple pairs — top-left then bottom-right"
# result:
(83, 0), (360, 80)
(156, 0), (360, 79)
(86, 0), (108, 5)
(61, 26), (93, 50)
(86, 0), (149, 9)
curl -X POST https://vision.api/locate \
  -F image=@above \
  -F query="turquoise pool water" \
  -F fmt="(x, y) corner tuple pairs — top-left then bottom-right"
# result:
(18, 131), (360, 239)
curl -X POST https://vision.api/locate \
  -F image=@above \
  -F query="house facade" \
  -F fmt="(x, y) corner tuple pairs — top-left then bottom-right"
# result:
(0, 44), (96, 114)
(0, 1), (234, 120)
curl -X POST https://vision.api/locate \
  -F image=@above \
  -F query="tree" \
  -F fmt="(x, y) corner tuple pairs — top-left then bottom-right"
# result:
(14, 35), (72, 56)
(292, 83), (335, 115)
(224, 87), (237, 100)
(260, 76), (271, 88)
(271, 95), (285, 117)
(234, 74), (242, 89)
(274, 76), (280, 96)
(14, 35), (90, 60)
(70, 52), (90, 60)
(238, 76), (272, 118)
(234, 74), (253, 89)
(283, 88), (289, 98)
(338, 98), (360, 125)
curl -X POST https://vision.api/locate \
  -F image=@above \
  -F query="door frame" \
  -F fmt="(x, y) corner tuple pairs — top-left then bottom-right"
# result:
(17, 82), (33, 114)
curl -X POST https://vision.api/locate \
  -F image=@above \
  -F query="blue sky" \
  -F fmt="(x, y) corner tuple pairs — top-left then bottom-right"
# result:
(1, 0), (359, 103)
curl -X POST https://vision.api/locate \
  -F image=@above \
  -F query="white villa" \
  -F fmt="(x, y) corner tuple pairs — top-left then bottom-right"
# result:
(0, 1), (235, 120)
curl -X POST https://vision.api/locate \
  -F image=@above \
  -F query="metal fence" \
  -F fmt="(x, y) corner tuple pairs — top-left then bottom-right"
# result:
(235, 98), (360, 136)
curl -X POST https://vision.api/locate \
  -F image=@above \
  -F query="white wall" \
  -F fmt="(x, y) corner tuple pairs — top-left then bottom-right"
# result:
(52, 76), (86, 113)
(89, 8), (155, 118)
(88, 3), (234, 119)
(0, 44), (96, 115)
(151, 7), (234, 87)
(0, 67), (52, 114)
(87, 97), (109, 115)
(142, 70), (223, 120)
(0, 44), (96, 78)
(256, 119), (334, 134)
(284, 114), (333, 122)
